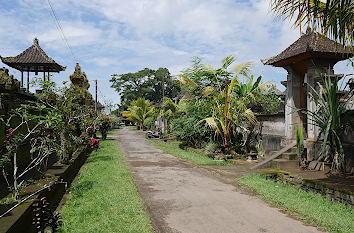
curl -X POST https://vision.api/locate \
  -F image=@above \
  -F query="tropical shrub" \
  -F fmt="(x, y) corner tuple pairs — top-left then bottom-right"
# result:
(298, 76), (353, 172)
(179, 55), (267, 153)
(169, 99), (214, 148)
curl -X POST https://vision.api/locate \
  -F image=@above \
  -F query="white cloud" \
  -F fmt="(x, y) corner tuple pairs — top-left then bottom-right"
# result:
(0, 0), (352, 105)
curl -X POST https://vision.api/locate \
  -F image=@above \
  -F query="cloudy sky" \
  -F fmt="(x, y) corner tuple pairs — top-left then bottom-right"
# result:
(0, 0), (352, 106)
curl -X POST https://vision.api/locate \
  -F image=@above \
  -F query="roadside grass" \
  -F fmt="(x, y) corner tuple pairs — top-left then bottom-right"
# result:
(236, 174), (354, 233)
(60, 138), (153, 233)
(149, 139), (227, 166)
(95, 129), (118, 137)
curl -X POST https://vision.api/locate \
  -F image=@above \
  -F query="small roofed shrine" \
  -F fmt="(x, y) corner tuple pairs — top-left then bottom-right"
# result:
(0, 38), (65, 92)
(262, 28), (353, 142)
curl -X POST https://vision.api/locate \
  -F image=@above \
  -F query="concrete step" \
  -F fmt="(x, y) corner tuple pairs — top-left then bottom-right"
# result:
(278, 152), (298, 160)
(269, 159), (299, 169)
(289, 147), (298, 153)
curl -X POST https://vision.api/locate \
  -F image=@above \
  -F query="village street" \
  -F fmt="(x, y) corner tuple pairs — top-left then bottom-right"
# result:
(116, 127), (322, 233)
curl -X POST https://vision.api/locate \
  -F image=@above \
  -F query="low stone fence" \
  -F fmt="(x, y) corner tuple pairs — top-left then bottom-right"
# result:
(261, 171), (353, 207)
(0, 147), (92, 233)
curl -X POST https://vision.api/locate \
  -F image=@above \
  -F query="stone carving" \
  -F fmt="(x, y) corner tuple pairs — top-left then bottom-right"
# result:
(68, 63), (93, 106)
(69, 63), (90, 90)
(0, 67), (20, 91)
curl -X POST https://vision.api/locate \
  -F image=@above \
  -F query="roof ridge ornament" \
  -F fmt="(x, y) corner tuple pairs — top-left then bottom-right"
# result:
(34, 38), (39, 46)
(306, 27), (312, 35)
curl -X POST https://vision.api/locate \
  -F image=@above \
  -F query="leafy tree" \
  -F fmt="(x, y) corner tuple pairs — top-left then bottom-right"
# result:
(110, 68), (181, 106)
(271, 0), (353, 47)
(122, 98), (154, 130)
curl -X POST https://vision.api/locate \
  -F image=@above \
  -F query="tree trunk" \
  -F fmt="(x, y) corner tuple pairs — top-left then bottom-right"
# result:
(60, 129), (68, 162)
(13, 152), (19, 200)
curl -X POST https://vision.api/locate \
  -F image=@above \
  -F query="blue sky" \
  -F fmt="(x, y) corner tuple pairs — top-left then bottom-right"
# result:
(0, 0), (352, 107)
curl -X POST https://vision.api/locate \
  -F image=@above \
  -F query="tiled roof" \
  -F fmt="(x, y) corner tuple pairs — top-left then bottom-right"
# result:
(262, 28), (353, 66)
(1, 38), (65, 72)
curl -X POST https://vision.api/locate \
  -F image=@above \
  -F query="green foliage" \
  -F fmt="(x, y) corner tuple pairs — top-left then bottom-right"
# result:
(298, 76), (353, 172)
(169, 99), (213, 148)
(0, 64), (100, 199)
(253, 84), (283, 114)
(1, 103), (64, 199)
(110, 67), (181, 106)
(237, 174), (354, 233)
(35, 79), (97, 161)
(122, 98), (155, 130)
(60, 136), (153, 233)
(144, 116), (155, 130)
(296, 123), (304, 157)
(203, 141), (222, 158)
(271, 0), (353, 47)
(180, 55), (267, 153)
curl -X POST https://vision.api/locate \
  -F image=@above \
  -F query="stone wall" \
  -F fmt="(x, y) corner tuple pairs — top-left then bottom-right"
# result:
(262, 171), (353, 207)
(257, 113), (286, 153)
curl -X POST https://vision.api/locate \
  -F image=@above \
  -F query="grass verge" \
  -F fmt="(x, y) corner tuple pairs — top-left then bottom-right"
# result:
(149, 139), (227, 166)
(60, 138), (153, 233)
(236, 174), (354, 233)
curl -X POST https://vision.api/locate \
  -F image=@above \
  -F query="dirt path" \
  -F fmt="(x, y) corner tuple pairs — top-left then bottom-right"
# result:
(116, 128), (322, 233)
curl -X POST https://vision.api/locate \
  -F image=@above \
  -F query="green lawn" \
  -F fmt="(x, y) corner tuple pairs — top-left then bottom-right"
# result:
(236, 174), (354, 233)
(60, 138), (153, 233)
(149, 139), (227, 166)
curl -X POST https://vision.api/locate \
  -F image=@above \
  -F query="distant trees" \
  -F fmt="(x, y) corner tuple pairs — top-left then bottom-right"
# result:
(110, 68), (181, 107)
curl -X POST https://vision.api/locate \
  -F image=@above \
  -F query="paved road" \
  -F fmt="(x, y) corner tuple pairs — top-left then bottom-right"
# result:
(116, 128), (322, 233)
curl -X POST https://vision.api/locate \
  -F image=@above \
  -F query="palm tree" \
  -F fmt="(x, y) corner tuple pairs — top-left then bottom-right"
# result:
(271, 0), (353, 47)
(180, 55), (267, 153)
(160, 97), (187, 126)
(122, 97), (154, 130)
(298, 76), (353, 172)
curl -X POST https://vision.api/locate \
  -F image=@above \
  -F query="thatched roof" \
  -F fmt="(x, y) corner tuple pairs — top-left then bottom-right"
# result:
(1, 38), (65, 72)
(262, 28), (353, 67)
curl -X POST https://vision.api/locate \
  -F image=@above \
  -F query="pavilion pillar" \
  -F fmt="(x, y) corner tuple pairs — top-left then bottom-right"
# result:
(48, 72), (50, 81)
(284, 65), (301, 140)
(21, 72), (24, 88)
(27, 72), (29, 92)
(43, 72), (46, 82)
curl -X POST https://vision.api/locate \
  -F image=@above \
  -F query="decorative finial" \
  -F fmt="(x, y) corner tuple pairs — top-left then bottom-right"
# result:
(34, 38), (39, 45)
(306, 27), (312, 35)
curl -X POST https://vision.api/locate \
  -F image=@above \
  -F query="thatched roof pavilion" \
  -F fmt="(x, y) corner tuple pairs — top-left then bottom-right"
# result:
(262, 28), (353, 141)
(0, 38), (65, 91)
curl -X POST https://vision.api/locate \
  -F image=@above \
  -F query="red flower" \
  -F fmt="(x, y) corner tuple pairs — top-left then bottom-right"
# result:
(6, 128), (14, 133)
(90, 137), (99, 149)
